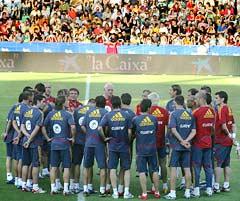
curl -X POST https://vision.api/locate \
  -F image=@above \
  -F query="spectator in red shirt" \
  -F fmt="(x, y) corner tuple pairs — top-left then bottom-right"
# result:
(213, 91), (236, 193)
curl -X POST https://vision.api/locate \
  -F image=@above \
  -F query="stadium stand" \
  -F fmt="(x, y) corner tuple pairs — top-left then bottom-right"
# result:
(0, 0), (239, 45)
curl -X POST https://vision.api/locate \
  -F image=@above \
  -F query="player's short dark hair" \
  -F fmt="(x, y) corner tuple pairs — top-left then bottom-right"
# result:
(57, 89), (69, 97)
(95, 96), (106, 108)
(55, 96), (66, 110)
(112, 96), (121, 109)
(206, 93), (212, 105)
(172, 84), (182, 95)
(18, 93), (24, 103)
(34, 83), (45, 94)
(21, 91), (33, 101)
(22, 86), (33, 92)
(88, 98), (96, 105)
(143, 89), (151, 94)
(33, 94), (45, 105)
(121, 93), (132, 105)
(201, 85), (212, 94)
(188, 88), (199, 96)
(215, 91), (228, 103)
(69, 88), (79, 95)
(140, 99), (152, 113)
(174, 95), (184, 106)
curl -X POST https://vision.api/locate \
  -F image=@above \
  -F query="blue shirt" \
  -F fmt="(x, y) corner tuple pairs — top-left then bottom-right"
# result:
(4, 104), (16, 143)
(99, 109), (132, 152)
(166, 99), (175, 113)
(44, 103), (54, 118)
(82, 107), (108, 147)
(133, 114), (158, 156)
(44, 109), (75, 150)
(22, 107), (44, 148)
(121, 108), (136, 121)
(169, 108), (196, 151)
(73, 105), (92, 145)
(12, 102), (30, 144)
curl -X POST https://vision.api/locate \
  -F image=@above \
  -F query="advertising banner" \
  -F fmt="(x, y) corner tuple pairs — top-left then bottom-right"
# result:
(0, 52), (239, 75)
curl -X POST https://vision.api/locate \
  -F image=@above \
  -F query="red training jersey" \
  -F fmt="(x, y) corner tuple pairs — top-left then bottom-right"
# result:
(105, 97), (112, 112)
(214, 104), (234, 146)
(45, 96), (56, 104)
(135, 104), (141, 116)
(149, 105), (169, 148)
(67, 100), (82, 112)
(192, 106), (215, 148)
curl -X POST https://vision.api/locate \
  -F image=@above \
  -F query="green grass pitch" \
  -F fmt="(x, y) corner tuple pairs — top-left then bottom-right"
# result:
(0, 72), (239, 201)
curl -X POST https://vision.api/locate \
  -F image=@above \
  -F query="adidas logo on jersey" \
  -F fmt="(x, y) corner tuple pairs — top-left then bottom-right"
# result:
(140, 116), (154, 126)
(51, 111), (63, 121)
(24, 109), (33, 118)
(14, 105), (21, 114)
(78, 106), (89, 114)
(152, 108), (164, 117)
(204, 109), (214, 118)
(111, 112), (125, 121)
(89, 109), (101, 117)
(180, 111), (191, 120)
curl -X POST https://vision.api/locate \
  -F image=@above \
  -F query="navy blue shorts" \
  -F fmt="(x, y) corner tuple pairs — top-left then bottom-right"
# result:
(137, 153), (158, 173)
(84, 145), (106, 169)
(51, 149), (71, 168)
(41, 140), (50, 153)
(214, 144), (232, 168)
(6, 143), (13, 158)
(22, 147), (39, 167)
(108, 151), (131, 170)
(72, 144), (84, 165)
(169, 150), (191, 168)
(191, 146), (212, 168)
(157, 147), (167, 159)
(13, 144), (23, 160)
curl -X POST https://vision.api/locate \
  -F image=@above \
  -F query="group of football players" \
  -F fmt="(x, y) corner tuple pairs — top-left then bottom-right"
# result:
(3, 82), (239, 200)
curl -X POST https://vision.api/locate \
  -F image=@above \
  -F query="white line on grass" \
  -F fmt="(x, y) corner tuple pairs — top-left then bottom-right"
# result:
(84, 75), (91, 105)
(78, 191), (85, 201)
(77, 160), (85, 201)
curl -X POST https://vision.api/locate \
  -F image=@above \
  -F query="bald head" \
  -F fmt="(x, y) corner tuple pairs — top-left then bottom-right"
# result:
(104, 82), (114, 98)
(148, 92), (160, 105)
(195, 91), (207, 106)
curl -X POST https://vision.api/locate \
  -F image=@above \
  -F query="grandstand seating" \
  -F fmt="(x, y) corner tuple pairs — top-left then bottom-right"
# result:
(0, 0), (239, 45)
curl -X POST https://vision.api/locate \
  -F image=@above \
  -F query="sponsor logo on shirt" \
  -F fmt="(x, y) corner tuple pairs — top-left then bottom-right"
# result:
(203, 109), (214, 118)
(51, 111), (63, 121)
(89, 109), (101, 118)
(111, 126), (125, 131)
(14, 105), (21, 114)
(140, 116), (154, 126)
(140, 130), (154, 135)
(180, 124), (191, 128)
(111, 112), (125, 121)
(24, 109), (33, 118)
(180, 111), (191, 120)
(202, 123), (213, 127)
(78, 106), (89, 114)
(152, 108), (164, 117)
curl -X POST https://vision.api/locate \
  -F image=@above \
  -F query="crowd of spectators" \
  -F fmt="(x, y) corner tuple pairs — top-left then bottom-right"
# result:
(0, 0), (240, 46)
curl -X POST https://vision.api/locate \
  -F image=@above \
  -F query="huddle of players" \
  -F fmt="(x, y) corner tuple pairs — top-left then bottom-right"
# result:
(3, 83), (85, 195)
(3, 82), (238, 200)
(163, 85), (237, 200)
